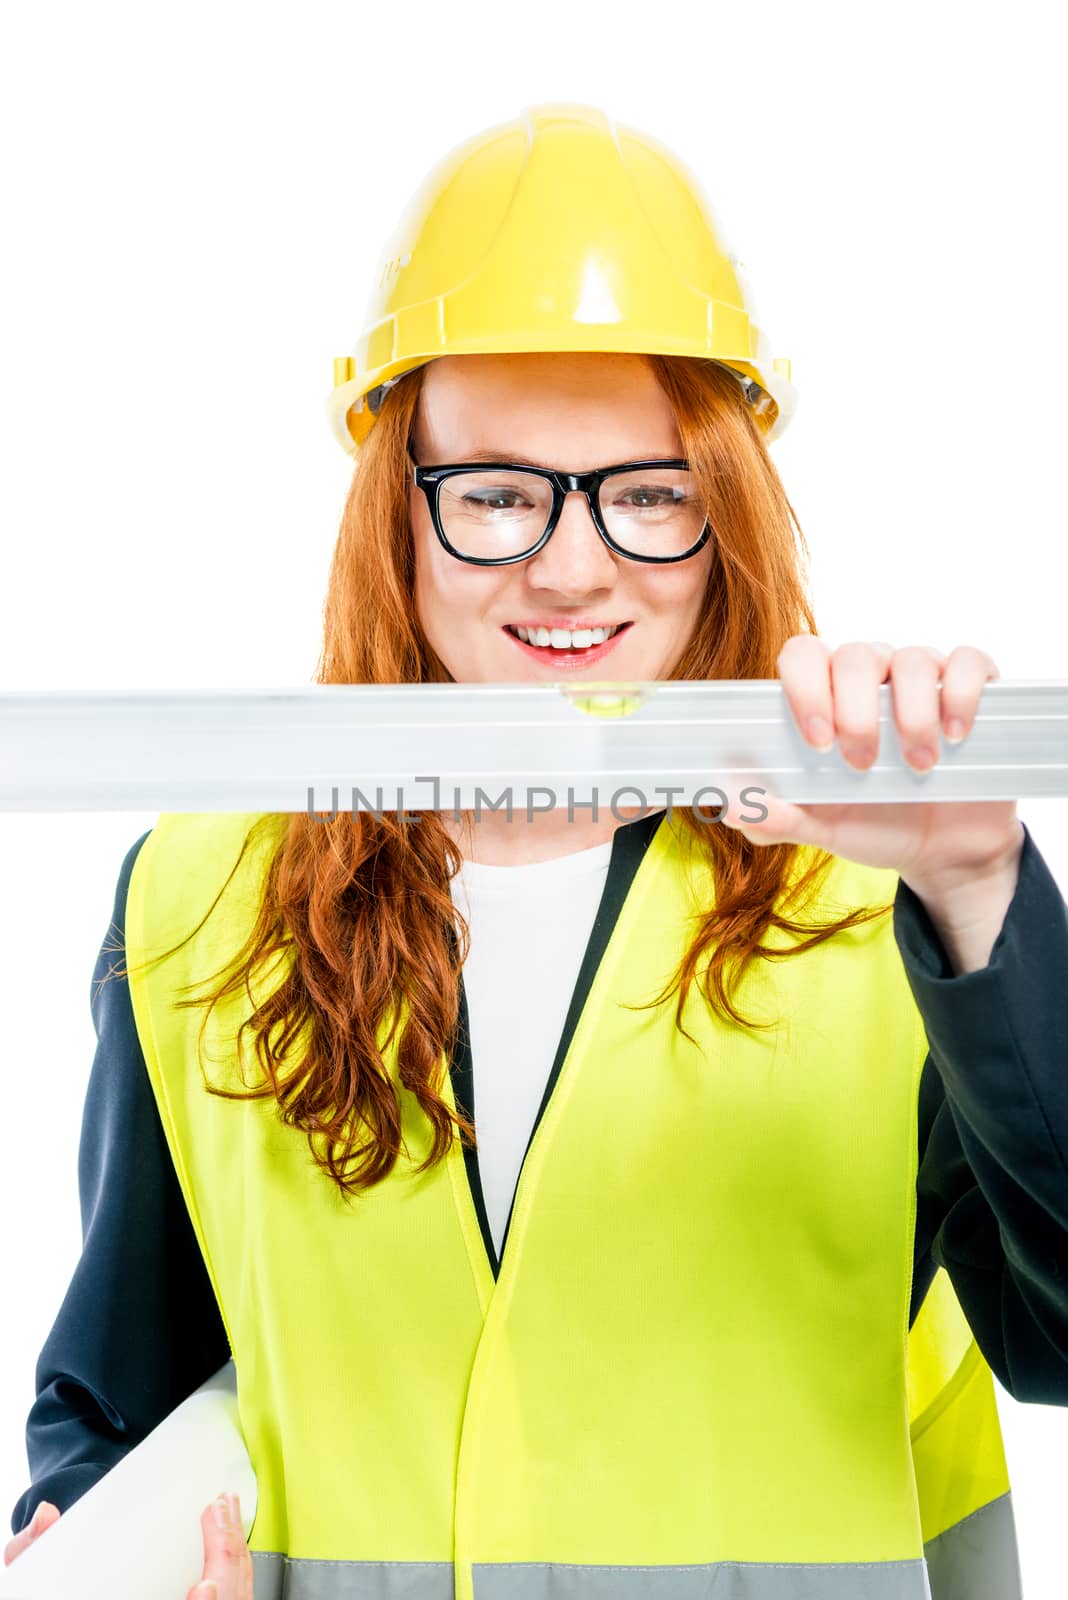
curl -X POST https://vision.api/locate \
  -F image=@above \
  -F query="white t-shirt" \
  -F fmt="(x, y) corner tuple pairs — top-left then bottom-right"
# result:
(449, 837), (614, 1258)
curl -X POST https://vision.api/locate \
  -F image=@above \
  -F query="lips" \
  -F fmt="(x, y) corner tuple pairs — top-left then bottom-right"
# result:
(502, 620), (633, 668)
(504, 622), (632, 649)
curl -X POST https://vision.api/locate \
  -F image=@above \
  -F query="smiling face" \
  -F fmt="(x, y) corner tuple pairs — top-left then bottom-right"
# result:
(409, 352), (714, 683)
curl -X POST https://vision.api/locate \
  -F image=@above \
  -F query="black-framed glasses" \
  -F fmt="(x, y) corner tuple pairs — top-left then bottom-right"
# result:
(411, 458), (712, 565)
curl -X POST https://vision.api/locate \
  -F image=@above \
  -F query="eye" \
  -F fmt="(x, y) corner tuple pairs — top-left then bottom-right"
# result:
(617, 486), (676, 508)
(463, 488), (531, 512)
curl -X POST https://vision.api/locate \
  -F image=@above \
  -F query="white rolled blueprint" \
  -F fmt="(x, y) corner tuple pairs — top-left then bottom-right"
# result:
(0, 1362), (255, 1600)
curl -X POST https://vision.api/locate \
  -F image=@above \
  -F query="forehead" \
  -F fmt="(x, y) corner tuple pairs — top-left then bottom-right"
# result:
(412, 352), (682, 467)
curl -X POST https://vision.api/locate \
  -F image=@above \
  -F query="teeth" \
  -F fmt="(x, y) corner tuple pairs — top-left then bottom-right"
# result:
(514, 624), (620, 648)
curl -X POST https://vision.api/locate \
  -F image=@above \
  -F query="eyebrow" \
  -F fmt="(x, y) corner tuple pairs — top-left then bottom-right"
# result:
(461, 449), (560, 467)
(455, 449), (678, 469)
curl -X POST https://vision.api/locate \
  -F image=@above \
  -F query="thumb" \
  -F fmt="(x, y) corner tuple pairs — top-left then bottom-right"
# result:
(718, 787), (810, 848)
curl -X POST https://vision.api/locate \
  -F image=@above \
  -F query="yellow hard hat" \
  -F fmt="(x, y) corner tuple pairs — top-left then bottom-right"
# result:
(327, 102), (797, 455)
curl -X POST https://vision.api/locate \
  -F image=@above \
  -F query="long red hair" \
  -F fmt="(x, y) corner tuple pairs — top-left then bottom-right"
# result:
(121, 356), (893, 1201)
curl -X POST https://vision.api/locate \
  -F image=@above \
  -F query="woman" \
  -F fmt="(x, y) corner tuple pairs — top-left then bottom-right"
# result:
(8, 104), (1068, 1600)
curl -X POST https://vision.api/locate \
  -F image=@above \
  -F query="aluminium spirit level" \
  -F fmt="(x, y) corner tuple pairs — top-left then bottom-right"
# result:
(0, 680), (1065, 814)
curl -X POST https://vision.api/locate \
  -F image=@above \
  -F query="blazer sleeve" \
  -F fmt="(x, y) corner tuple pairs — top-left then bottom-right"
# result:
(9, 832), (232, 1537)
(897, 820), (1068, 1405)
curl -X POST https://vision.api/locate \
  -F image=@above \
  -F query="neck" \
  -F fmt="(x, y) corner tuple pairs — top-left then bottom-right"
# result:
(441, 806), (657, 866)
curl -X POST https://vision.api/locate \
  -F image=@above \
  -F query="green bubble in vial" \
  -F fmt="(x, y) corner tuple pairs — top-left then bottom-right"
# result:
(567, 691), (647, 718)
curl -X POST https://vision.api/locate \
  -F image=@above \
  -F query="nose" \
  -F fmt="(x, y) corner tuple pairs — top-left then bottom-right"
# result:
(523, 489), (618, 594)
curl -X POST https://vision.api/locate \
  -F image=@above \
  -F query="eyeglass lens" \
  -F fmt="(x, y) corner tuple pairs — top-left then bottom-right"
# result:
(435, 467), (705, 559)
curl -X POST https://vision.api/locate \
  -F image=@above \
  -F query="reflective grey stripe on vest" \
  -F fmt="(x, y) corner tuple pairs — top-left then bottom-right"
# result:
(250, 1555), (928, 1598)
(472, 1561), (932, 1598)
(924, 1491), (1023, 1600)
(251, 1555), (455, 1599)
(249, 1493), (1021, 1600)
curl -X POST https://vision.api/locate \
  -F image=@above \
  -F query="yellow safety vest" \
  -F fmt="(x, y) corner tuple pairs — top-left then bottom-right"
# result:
(125, 808), (1022, 1600)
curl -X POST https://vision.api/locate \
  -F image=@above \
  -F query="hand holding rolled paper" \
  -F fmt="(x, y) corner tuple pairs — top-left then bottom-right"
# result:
(0, 1362), (256, 1599)
(3, 1501), (60, 1567)
(3, 1492), (253, 1599)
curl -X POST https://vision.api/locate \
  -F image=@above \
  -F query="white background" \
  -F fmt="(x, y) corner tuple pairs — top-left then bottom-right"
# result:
(1, 0), (1066, 1589)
